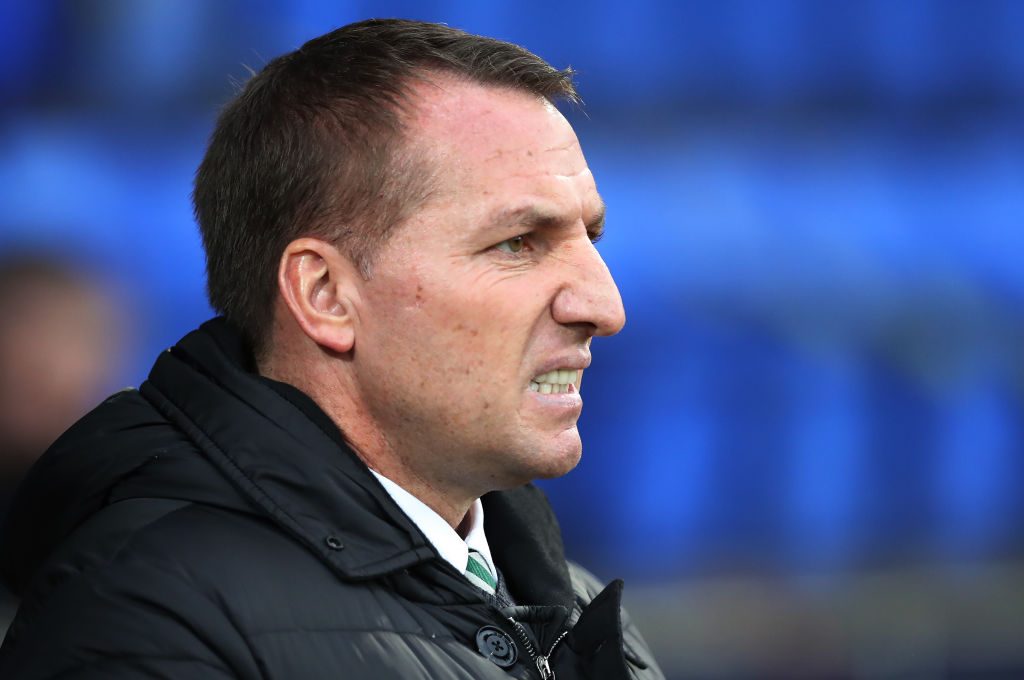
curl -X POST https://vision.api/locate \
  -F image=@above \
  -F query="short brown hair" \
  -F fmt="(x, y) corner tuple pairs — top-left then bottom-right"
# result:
(193, 18), (579, 359)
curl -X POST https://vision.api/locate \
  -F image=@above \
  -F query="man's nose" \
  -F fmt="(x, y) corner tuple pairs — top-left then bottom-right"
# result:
(551, 238), (626, 337)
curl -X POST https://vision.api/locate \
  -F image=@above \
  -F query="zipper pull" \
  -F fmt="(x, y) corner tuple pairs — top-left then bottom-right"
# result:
(535, 654), (554, 680)
(537, 629), (568, 680)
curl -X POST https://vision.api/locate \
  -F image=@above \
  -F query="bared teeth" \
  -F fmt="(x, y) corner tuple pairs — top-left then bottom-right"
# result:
(530, 368), (578, 394)
(532, 369), (576, 385)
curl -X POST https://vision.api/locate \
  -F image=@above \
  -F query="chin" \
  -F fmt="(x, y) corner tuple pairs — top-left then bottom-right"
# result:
(529, 434), (583, 481)
(486, 427), (583, 489)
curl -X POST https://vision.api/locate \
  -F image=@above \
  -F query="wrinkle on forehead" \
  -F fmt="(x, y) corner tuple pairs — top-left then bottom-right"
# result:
(481, 139), (582, 166)
(543, 141), (578, 154)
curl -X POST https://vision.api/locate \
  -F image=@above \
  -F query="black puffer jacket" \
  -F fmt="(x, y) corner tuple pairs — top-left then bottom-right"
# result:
(0, 319), (663, 679)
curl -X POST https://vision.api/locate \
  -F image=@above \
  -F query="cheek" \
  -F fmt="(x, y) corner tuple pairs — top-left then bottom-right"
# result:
(424, 305), (501, 377)
(365, 266), (529, 390)
(371, 280), (487, 371)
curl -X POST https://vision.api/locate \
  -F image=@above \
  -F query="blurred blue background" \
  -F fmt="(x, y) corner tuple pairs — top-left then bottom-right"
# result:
(2, 1), (1022, 677)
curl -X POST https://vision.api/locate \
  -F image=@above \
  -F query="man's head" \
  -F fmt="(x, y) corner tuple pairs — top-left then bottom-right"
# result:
(194, 18), (580, 361)
(195, 19), (625, 512)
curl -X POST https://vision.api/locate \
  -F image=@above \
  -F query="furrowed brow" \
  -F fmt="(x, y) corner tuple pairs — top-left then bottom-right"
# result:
(490, 200), (607, 240)
(490, 204), (564, 232)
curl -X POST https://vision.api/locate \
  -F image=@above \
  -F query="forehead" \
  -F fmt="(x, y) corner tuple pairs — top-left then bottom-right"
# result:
(403, 76), (597, 212)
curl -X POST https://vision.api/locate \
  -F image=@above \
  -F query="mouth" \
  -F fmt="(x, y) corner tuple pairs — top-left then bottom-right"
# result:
(529, 368), (579, 395)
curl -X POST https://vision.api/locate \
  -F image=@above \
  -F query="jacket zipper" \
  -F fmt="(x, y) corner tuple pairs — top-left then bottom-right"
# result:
(507, 617), (568, 680)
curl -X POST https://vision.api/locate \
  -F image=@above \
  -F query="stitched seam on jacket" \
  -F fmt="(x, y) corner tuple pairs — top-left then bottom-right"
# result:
(34, 500), (257, 677)
(139, 372), (430, 578)
(246, 626), (455, 642)
(138, 382), (313, 555)
(140, 379), (438, 579)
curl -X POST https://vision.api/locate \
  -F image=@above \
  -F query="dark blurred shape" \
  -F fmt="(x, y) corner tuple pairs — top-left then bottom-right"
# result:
(0, 253), (122, 498)
(0, 251), (124, 631)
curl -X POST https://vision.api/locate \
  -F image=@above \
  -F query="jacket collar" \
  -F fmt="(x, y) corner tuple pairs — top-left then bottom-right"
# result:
(142, 318), (574, 607)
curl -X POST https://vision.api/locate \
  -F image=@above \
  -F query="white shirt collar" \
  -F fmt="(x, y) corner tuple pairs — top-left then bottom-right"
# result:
(369, 470), (495, 577)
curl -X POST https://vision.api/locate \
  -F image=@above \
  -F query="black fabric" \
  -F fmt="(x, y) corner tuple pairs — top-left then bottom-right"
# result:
(561, 580), (631, 679)
(485, 485), (575, 611)
(0, 318), (663, 679)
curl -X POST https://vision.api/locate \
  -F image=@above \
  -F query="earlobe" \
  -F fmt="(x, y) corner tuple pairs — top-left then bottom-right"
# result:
(278, 238), (358, 354)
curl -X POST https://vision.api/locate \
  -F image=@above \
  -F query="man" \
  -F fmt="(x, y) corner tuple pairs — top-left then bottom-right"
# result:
(0, 19), (662, 679)
(0, 254), (125, 635)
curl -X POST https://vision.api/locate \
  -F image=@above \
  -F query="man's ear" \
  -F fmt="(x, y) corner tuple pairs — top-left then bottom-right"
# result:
(277, 238), (359, 354)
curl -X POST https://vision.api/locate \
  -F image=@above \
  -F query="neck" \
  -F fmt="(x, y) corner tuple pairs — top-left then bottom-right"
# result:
(368, 461), (475, 529)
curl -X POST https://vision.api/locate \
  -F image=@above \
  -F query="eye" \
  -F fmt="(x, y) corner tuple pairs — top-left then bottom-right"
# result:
(494, 235), (527, 254)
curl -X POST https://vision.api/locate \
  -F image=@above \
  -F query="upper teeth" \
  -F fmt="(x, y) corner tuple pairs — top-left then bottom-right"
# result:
(533, 369), (576, 385)
(530, 369), (578, 394)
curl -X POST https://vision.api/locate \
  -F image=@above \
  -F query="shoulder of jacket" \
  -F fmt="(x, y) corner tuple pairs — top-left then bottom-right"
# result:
(566, 559), (605, 602)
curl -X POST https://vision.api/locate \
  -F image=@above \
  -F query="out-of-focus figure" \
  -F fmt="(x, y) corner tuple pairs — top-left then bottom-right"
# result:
(0, 252), (123, 631)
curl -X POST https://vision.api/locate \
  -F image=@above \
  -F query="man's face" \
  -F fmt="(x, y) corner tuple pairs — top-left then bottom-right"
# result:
(351, 78), (625, 495)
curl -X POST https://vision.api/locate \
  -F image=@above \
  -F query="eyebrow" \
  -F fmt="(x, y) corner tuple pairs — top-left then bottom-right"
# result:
(490, 199), (606, 240)
(587, 201), (606, 241)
